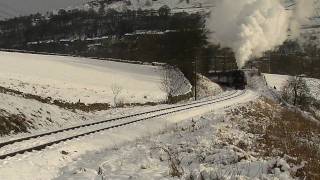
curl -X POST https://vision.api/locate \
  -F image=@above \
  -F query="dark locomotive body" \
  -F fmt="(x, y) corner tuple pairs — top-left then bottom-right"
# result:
(208, 70), (247, 90)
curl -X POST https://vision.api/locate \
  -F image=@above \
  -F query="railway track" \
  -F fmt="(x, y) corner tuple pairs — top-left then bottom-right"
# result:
(0, 90), (246, 160)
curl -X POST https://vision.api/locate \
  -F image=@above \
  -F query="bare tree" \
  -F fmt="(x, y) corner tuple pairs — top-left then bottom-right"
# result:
(111, 83), (123, 107)
(160, 65), (184, 102)
(282, 75), (311, 110)
(152, 146), (184, 178)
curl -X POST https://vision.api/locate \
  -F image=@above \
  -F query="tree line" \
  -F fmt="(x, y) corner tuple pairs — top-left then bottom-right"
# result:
(0, 7), (217, 83)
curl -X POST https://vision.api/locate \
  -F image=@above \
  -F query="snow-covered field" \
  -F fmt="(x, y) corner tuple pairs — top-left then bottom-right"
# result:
(263, 73), (320, 101)
(0, 51), (191, 106)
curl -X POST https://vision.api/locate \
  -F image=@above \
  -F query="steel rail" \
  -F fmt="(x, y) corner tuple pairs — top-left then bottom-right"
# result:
(0, 91), (236, 149)
(0, 90), (246, 160)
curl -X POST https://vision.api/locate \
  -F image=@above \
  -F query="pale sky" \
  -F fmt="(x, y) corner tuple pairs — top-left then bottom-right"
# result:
(0, 0), (90, 19)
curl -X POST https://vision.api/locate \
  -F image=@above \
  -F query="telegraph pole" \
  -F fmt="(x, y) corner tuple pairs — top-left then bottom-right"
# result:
(194, 57), (197, 101)
(268, 52), (271, 73)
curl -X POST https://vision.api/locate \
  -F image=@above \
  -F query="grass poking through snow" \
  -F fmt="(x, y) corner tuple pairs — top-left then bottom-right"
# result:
(230, 98), (320, 179)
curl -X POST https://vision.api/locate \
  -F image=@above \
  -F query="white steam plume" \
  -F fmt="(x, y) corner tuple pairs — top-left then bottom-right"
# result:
(206, 0), (316, 69)
(290, 0), (315, 39)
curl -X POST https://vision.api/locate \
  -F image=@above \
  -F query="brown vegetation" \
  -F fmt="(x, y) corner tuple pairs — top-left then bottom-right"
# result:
(0, 109), (33, 135)
(229, 98), (320, 180)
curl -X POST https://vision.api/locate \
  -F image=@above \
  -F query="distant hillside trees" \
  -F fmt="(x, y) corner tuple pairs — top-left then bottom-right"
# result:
(252, 41), (320, 79)
(158, 5), (171, 17)
(0, 8), (201, 48)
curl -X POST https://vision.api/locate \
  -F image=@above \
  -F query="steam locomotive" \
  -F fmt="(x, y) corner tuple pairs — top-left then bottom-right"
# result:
(208, 70), (247, 90)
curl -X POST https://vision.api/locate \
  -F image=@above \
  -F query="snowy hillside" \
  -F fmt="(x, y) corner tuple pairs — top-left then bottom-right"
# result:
(83, 0), (320, 42)
(83, 0), (214, 14)
(0, 51), (191, 106)
(263, 73), (320, 101)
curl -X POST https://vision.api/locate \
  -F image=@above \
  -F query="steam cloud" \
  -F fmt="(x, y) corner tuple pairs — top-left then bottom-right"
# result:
(206, 0), (316, 68)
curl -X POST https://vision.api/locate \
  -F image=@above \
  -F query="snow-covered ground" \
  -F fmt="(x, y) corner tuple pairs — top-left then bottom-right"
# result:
(57, 110), (293, 180)
(53, 92), (298, 180)
(263, 73), (320, 101)
(0, 90), (257, 180)
(0, 51), (191, 106)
